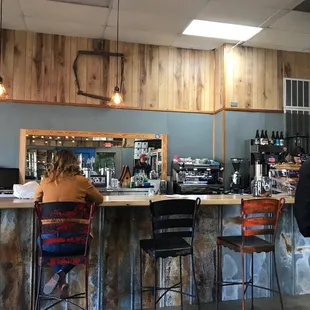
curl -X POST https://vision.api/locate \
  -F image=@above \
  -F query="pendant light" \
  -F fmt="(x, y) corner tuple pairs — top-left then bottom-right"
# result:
(110, 0), (123, 105)
(0, 0), (8, 99)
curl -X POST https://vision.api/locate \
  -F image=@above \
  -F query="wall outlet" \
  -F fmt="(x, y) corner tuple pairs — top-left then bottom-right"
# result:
(231, 101), (238, 107)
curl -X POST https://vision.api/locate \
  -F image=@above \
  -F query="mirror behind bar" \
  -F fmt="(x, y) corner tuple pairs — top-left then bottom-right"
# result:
(20, 129), (168, 194)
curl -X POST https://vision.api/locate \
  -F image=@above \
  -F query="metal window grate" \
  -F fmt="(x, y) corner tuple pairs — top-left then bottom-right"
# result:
(284, 78), (310, 152)
(284, 78), (310, 111)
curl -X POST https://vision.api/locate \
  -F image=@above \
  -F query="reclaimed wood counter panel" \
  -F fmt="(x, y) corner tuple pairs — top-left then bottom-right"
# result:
(0, 194), (294, 209)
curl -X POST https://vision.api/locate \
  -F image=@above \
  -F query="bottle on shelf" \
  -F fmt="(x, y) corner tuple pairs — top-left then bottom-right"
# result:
(275, 131), (280, 146)
(264, 130), (269, 145)
(279, 131), (284, 146)
(296, 133), (301, 146)
(270, 131), (275, 145)
(260, 130), (265, 145)
(254, 130), (260, 145)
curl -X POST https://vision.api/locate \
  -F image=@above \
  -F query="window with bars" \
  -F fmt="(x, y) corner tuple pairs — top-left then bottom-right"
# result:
(284, 78), (310, 152)
(284, 78), (310, 111)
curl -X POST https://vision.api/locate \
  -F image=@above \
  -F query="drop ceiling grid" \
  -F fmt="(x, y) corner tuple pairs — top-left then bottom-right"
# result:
(107, 9), (192, 34)
(248, 28), (310, 50)
(111, 0), (208, 17)
(270, 11), (310, 34)
(197, 0), (283, 27)
(19, 0), (110, 26)
(1, 0), (310, 52)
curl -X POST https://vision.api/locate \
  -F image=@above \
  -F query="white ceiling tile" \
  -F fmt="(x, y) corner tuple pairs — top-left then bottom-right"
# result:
(108, 10), (191, 34)
(47, 0), (110, 7)
(3, 16), (25, 31)
(270, 11), (310, 34)
(112, 0), (208, 18)
(2, 0), (309, 51)
(220, 0), (302, 9)
(3, 0), (26, 30)
(197, 0), (280, 26)
(248, 28), (310, 50)
(19, 0), (110, 26)
(25, 16), (105, 38)
(244, 42), (305, 52)
(104, 26), (178, 46)
(172, 35), (225, 50)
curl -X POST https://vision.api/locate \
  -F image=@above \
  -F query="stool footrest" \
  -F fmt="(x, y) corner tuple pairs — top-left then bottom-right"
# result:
(216, 281), (281, 294)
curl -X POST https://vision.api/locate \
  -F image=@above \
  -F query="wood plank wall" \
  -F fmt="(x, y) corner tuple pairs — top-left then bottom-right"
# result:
(222, 45), (310, 112)
(214, 45), (224, 111)
(1, 30), (310, 113)
(223, 45), (280, 110)
(1, 29), (215, 113)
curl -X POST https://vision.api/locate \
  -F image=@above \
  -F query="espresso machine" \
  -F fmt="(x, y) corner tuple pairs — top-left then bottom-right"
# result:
(171, 157), (224, 194)
(230, 158), (244, 193)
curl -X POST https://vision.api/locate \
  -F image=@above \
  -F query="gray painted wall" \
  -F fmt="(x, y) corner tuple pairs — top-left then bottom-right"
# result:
(215, 112), (222, 161)
(224, 111), (285, 187)
(0, 103), (213, 172)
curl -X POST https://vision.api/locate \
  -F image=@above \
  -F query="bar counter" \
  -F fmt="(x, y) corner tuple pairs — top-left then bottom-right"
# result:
(0, 194), (301, 310)
(0, 194), (295, 209)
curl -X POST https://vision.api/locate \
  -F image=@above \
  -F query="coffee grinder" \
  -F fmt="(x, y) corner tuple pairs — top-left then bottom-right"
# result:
(230, 158), (244, 193)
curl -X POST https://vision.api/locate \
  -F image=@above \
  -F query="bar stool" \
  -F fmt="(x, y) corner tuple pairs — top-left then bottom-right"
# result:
(34, 201), (95, 310)
(215, 198), (285, 310)
(139, 198), (201, 310)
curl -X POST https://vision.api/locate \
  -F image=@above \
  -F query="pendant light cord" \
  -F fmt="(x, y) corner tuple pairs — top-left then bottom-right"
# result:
(0, 0), (3, 71)
(116, 0), (120, 88)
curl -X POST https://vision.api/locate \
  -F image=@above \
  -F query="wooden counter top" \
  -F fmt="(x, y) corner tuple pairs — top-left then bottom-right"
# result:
(0, 194), (294, 209)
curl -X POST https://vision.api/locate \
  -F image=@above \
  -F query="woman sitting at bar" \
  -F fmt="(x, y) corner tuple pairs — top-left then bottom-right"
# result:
(34, 149), (103, 298)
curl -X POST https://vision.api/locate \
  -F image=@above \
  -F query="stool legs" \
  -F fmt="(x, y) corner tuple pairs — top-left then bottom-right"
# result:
(273, 251), (284, 310)
(140, 252), (199, 310)
(179, 256), (183, 310)
(140, 246), (143, 310)
(251, 253), (254, 310)
(241, 252), (245, 310)
(35, 266), (43, 310)
(191, 253), (200, 309)
(85, 261), (89, 310)
(153, 259), (157, 310)
(216, 244), (221, 310)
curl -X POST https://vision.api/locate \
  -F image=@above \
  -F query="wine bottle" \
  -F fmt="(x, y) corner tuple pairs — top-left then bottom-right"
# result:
(264, 130), (269, 145)
(275, 131), (280, 146)
(279, 131), (284, 146)
(260, 130), (265, 145)
(255, 130), (260, 145)
(270, 131), (275, 145)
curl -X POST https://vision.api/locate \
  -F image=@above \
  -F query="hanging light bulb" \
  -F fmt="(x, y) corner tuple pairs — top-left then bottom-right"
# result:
(0, 0), (8, 99)
(111, 86), (123, 105)
(0, 76), (8, 99)
(109, 0), (124, 105)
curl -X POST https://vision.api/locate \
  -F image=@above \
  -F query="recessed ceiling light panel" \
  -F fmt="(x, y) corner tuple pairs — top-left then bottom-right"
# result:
(47, 0), (110, 8)
(183, 20), (262, 41)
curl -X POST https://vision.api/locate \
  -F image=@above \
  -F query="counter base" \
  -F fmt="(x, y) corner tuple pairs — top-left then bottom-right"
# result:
(0, 200), (303, 310)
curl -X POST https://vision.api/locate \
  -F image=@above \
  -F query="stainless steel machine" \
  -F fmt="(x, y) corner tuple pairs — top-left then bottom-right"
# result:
(171, 158), (224, 194)
(244, 139), (286, 189)
(230, 158), (244, 193)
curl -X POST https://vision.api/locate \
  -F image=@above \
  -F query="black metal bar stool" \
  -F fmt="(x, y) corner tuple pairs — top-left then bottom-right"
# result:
(139, 198), (201, 309)
(215, 198), (285, 310)
(34, 201), (95, 310)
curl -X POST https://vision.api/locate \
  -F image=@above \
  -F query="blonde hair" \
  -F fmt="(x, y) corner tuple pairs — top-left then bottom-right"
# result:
(45, 149), (80, 182)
